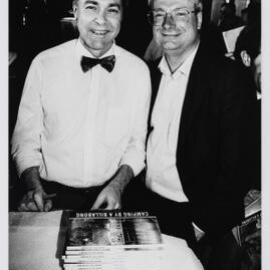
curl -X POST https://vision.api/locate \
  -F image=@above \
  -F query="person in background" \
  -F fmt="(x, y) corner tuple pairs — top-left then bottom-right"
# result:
(11, 0), (151, 212)
(246, 0), (261, 27)
(235, 23), (261, 190)
(234, 24), (261, 270)
(116, 0), (152, 58)
(217, 1), (243, 32)
(126, 0), (257, 269)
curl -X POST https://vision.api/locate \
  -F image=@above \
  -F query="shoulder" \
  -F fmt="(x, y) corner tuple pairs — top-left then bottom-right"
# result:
(33, 40), (77, 66)
(191, 44), (255, 99)
(193, 44), (245, 81)
(115, 45), (150, 75)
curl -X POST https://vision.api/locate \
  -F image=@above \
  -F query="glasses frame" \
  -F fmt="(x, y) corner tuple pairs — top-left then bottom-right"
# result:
(147, 8), (197, 26)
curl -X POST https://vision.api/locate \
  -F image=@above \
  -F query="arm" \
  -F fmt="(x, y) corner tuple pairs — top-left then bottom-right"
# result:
(18, 167), (53, 212)
(92, 64), (152, 210)
(191, 64), (257, 237)
(11, 57), (51, 211)
(11, 57), (44, 177)
(91, 165), (134, 210)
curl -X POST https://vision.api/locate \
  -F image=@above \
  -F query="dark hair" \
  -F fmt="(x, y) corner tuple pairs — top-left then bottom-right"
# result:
(220, 2), (236, 13)
(234, 24), (261, 62)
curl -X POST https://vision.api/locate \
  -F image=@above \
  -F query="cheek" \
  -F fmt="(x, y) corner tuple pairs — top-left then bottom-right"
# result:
(153, 28), (163, 42)
(77, 17), (89, 31)
(110, 19), (121, 34)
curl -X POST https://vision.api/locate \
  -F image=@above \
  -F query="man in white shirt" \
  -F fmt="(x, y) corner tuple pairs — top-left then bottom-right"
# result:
(125, 0), (257, 268)
(11, 0), (151, 212)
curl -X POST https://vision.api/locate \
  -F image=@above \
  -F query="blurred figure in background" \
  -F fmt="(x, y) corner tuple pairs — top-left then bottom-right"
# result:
(235, 23), (261, 191)
(117, 0), (152, 58)
(218, 1), (243, 31)
(234, 26), (261, 270)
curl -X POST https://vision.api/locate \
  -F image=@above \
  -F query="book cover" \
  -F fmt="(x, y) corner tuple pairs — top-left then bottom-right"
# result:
(63, 211), (163, 270)
(66, 211), (163, 249)
(237, 211), (261, 247)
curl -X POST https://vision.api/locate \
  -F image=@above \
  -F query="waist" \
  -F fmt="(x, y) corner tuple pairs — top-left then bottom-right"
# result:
(41, 179), (106, 195)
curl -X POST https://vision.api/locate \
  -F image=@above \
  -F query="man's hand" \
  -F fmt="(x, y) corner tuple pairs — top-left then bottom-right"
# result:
(18, 188), (53, 212)
(18, 166), (53, 212)
(91, 165), (134, 210)
(91, 184), (121, 210)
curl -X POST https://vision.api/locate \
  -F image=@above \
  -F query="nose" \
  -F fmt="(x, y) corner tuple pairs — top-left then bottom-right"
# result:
(162, 13), (175, 29)
(94, 10), (106, 24)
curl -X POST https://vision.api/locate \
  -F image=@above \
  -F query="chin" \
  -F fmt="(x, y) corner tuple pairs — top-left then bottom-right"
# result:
(86, 41), (111, 53)
(162, 42), (179, 51)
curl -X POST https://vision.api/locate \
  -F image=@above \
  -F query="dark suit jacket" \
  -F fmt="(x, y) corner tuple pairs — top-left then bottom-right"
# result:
(148, 42), (258, 238)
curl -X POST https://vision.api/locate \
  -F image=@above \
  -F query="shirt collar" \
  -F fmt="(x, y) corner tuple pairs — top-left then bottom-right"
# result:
(75, 38), (118, 59)
(158, 42), (200, 78)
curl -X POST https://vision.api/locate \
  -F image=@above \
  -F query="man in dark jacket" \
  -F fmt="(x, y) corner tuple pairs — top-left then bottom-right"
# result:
(125, 0), (257, 268)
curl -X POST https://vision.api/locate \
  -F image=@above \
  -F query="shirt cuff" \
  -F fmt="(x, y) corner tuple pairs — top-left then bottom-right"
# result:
(15, 155), (41, 179)
(119, 154), (145, 177)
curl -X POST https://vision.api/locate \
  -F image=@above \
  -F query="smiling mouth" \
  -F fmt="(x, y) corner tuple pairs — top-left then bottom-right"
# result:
(91, 29), (109, 36)
(162, 32), (180, 37)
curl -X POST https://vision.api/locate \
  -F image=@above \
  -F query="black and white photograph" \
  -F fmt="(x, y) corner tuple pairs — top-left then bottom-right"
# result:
(1, 0), (269, 269)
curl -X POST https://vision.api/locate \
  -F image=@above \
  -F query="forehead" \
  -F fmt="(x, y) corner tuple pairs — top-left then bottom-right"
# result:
(77, 0), (122, 7)
(152, 0), (195, 9)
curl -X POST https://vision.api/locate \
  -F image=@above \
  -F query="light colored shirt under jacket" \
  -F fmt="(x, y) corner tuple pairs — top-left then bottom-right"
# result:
(146, 45), (199, 203)
(11, 39), (151, 188)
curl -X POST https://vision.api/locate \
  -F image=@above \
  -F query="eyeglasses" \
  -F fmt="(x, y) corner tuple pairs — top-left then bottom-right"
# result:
(148, 8), (197, 26)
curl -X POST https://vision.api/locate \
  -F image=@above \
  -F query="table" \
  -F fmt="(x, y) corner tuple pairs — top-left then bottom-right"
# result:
(9, 211), (203, 270)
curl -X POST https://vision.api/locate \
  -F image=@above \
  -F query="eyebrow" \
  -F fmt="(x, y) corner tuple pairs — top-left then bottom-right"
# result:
(152, 8), (165, 12)
(152, 6), (189, 11)
(108, 3), (121, 9)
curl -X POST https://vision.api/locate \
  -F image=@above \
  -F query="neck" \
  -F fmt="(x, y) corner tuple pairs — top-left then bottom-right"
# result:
(80, 38), (113, 58)
(165, 39), (199, 73)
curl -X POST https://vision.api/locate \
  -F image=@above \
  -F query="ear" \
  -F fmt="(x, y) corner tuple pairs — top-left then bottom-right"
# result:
(240, 50), (251, 67)
(73, 4), (78, 20)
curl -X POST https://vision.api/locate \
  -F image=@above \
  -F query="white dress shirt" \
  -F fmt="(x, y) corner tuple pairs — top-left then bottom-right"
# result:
(146, 46), (199, 202)
(12, 39), (151, 188)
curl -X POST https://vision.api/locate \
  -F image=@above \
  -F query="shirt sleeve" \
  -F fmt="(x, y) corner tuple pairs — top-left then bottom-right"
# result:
(11, 57), (44, 178)
(119, 64), (151, 176)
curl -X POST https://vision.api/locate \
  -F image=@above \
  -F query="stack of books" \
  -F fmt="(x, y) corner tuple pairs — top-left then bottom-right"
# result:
(62, 211), (164, 270)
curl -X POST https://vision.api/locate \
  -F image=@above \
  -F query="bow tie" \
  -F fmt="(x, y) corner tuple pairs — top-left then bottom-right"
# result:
(81, 55), (116, 73)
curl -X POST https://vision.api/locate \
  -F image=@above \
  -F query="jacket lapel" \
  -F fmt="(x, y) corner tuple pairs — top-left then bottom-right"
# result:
(148, 46), (210, 152)
(177, 45), (210, 152)
(148, 59), (162, 131)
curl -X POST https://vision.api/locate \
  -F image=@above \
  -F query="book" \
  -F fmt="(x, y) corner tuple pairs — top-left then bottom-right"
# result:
(63, 211), (164, 270)
(245, 193), (261, 218)
(237, 211), (261, 246)
(234, 192), (261, 247)
(65, 211), (163, 249)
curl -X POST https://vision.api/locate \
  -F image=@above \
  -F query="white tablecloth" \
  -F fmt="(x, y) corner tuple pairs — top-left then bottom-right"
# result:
(9, 211), (203, 270)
